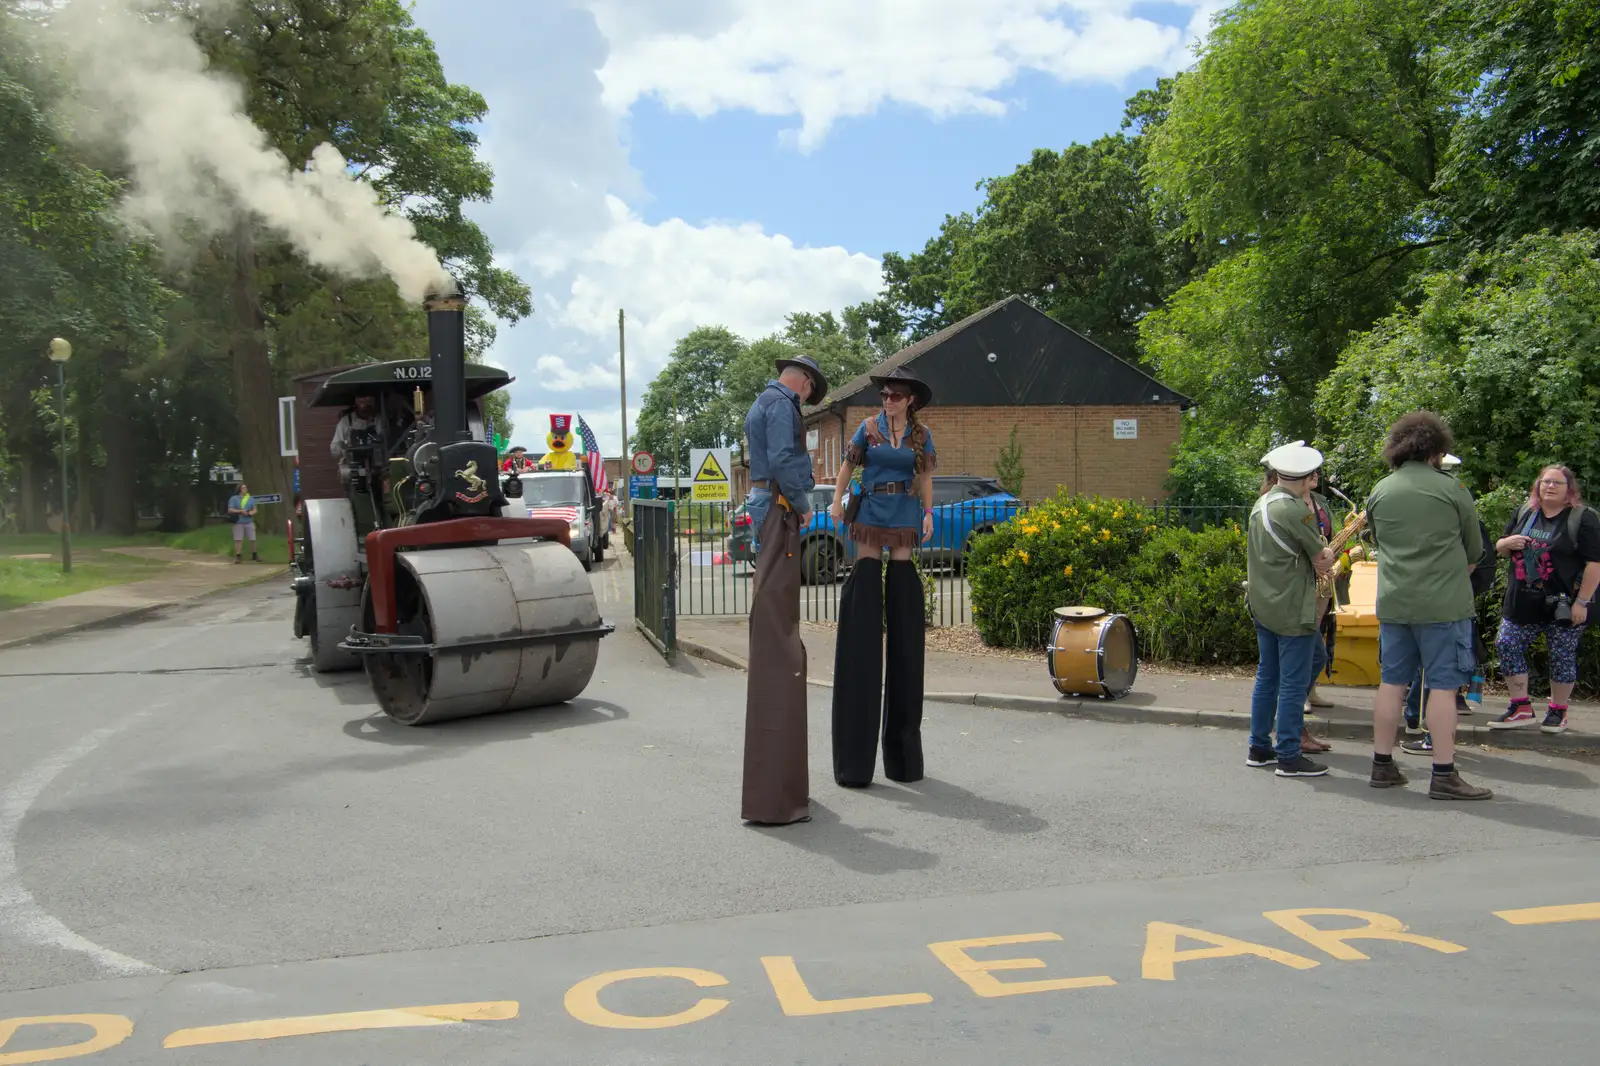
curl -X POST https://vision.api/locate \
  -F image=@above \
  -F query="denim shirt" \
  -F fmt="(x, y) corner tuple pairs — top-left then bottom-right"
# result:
(744, 379), (814, 532)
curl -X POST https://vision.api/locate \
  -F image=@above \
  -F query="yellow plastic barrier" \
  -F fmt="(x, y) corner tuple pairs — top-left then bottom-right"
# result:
(1328, 561), (1380, 686)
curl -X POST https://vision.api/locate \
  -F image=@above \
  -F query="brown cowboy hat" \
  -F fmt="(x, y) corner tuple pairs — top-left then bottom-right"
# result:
(774, 354), (829, 406)
(870, 365), (932, 410)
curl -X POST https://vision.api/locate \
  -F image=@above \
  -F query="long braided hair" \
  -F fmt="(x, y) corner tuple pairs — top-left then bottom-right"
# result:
(860, 399), (930, 475)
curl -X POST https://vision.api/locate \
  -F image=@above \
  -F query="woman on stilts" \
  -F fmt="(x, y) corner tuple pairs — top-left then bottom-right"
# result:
(827, 366), (936, 788)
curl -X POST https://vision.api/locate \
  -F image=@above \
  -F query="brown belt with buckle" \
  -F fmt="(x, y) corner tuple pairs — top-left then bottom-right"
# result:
(865, 480), (913, 495)
(750, 479), (792, 510)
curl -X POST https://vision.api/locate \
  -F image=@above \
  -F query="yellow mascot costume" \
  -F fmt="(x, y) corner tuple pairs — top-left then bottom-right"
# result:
(543, 413), (580, 471)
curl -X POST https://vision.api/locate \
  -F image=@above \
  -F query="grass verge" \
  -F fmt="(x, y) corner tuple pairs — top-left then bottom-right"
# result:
(0, 551), (171, 610)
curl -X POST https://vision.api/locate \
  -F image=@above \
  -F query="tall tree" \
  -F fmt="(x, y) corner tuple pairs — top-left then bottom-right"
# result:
(633, 326), (747, 475)
(1140, 0), (1468, 444)
(183, 0), (531, 504)
(1440, 0), (1600, 242)
(1316, 230), (1600, 497)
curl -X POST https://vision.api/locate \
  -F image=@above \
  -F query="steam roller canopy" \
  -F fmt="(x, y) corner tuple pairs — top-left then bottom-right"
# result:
(361, 540), (604, 725)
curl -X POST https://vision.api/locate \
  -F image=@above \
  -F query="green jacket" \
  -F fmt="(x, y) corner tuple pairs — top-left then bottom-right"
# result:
(1247, 489), (1326, 636)
(1367, 461), (1484, 624)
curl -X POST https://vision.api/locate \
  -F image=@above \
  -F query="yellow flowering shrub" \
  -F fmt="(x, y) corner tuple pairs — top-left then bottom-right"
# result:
(968, 493), (1255, 663)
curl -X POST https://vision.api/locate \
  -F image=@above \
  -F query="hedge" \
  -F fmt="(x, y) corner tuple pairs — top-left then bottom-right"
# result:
(968, 492), (1256, 666)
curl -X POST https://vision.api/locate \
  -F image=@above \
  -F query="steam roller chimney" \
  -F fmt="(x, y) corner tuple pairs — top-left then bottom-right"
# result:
(424, 276), (469, 442)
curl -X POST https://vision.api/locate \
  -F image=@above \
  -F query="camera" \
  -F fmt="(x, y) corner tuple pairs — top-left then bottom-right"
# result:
(1550, 593), (1573, 624)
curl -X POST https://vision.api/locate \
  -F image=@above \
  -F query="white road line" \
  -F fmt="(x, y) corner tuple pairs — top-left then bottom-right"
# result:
(0, 713), (164, 976)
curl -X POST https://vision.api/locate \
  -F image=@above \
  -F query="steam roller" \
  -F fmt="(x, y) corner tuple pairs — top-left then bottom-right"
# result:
(289, 278), (613, 724)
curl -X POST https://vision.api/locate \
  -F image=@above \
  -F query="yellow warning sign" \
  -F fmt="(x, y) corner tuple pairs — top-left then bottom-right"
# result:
(694, 452), (728, 482)
(690, 448), (732, 502)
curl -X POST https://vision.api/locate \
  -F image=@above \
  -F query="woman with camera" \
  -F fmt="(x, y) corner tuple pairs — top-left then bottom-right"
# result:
(1489, 465), (1600, 734)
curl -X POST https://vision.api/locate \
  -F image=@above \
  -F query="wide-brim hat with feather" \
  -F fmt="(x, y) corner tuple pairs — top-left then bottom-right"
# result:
(869, 365), (933, 411)
(774, 354), (829, 406)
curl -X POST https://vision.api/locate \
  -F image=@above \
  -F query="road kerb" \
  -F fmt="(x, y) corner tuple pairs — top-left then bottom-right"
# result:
(673, 637), (1598, 755)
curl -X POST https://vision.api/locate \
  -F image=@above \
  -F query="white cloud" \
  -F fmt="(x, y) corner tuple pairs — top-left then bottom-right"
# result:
(587, 0), (1218, 151)
(407, 0), (1221, 455)
(544, 195), (882, 370)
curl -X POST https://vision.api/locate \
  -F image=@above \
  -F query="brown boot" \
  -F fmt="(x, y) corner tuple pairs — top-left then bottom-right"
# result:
(1307, 684), (1333, 708)
(1300, 727), (1330, 754)
(1429, 770), (1493, 801)
(1370, 759), (1408, 788)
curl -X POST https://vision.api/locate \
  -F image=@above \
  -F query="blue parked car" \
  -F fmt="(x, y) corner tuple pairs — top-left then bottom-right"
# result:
(730, 476), (1022, 585)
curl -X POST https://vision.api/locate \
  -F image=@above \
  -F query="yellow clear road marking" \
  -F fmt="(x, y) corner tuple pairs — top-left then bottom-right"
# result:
(927, 933), (1116, 997)
(761, 956), (932, 1016)
(1494, 902), (1600, 925)
(161, 1001), (517, 1049)
(1262, 909), (1466, 960)
(1141, 922), (1318, 981)
(564, 968), (730, 1029)
(0, 1014), (132, 1064)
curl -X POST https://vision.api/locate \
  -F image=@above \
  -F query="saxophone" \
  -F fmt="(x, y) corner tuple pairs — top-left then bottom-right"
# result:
(1316, 508), (1368, 600)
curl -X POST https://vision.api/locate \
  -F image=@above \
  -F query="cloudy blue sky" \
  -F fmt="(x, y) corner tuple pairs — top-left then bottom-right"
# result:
(406, 0), (1223, 456)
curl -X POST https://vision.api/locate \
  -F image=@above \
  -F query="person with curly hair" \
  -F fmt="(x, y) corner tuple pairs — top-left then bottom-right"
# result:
(1487, 465), (1600, 734)
(1364, 412), (1491, 800)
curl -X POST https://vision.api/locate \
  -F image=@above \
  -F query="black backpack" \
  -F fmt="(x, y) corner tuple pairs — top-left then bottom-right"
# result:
(1513, 502), (1598, 547)
(1469, 519), (1494, 598)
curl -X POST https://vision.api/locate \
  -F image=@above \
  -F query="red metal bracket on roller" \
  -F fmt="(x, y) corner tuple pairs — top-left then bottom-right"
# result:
(364, 517), (572, 634)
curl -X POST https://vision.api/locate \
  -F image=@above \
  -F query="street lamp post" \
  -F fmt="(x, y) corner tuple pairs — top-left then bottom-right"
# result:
(47, 337), (72, 573)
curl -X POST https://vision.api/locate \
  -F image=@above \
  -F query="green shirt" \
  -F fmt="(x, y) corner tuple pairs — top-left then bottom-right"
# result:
(1247, 489), (1326, 635)
(1367, 461), (1484, 624)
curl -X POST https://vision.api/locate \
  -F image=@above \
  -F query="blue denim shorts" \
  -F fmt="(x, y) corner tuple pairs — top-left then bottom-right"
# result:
(1379, 619), (1475, 690)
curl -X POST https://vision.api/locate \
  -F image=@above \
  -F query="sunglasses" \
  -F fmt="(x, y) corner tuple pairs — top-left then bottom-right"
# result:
(880, 389), (910, 403)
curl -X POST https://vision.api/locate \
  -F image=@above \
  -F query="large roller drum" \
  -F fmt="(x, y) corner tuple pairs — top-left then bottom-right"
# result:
(358, 539), (606, 725)
(299, 498), (362, 674)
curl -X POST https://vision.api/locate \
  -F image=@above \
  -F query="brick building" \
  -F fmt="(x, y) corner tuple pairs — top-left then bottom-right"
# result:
(801, 296), (1191, 502)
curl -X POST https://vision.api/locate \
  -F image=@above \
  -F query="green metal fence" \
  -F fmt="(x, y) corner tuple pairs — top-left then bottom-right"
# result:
(668, 498), (1251, 626)
(631, 498), (676, 658)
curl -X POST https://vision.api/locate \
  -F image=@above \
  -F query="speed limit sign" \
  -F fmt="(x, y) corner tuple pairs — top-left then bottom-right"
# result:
(632, 451), (655, 475)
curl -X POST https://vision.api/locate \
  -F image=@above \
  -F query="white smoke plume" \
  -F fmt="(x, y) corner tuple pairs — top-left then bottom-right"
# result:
(37, 0), (453, 302)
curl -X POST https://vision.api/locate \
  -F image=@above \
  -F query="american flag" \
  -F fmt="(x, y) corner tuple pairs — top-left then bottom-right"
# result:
(527, 506), (580, 523)
(577, 415), (609, 494)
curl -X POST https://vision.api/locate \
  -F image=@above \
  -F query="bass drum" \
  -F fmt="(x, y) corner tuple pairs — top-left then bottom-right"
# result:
(1047, 606), (1138, 699)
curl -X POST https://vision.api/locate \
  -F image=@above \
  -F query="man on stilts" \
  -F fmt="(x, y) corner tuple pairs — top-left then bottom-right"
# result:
(740, 354), (829, 826)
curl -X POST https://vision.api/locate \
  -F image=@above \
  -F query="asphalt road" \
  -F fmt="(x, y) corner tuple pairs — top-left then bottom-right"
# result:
(1, 558), (1598, 1064)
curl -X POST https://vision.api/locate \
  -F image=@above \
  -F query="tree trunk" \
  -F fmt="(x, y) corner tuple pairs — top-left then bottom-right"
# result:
(19, 453), (38, 532)
(101, 349), (140, 534)
(228, 228), (292, 504)
(74, 424), (93, 534)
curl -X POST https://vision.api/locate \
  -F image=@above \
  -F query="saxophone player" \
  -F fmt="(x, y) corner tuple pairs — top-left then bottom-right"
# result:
(1246, 443), (1336, 778)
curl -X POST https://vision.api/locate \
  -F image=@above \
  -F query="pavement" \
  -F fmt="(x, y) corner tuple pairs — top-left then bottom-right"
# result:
(0, 549), (284, 650)
(673, 615), (1600, 755)
(2, 552), (1598, 1063)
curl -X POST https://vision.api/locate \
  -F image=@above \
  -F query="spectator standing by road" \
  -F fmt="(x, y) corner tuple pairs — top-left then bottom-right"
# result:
(1364, 413), (1491, 800)
(1487, 464), (1600, 735)
(228, 482), (258, 563)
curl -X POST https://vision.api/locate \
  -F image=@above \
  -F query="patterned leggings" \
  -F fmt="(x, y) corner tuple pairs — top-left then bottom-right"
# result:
(1495, 618), (1588, 684)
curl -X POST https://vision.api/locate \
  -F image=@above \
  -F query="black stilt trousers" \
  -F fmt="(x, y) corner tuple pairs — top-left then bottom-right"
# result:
(831, 557), (925, 786)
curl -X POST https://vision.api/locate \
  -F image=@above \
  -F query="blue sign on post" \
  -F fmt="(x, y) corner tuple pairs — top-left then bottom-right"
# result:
(630, 474), (657, 499)
(253, 493), (283, 504)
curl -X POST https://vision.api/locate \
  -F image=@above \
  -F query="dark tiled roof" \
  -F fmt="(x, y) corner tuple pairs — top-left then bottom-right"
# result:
(804, 297), (1019, 414)
(803, 294), (1191, 414)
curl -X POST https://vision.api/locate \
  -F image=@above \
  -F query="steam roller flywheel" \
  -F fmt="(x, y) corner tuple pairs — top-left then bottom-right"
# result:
(360, 540), (605, 725)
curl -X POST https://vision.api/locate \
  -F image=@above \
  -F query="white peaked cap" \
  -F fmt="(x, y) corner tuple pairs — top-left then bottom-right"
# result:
(1441, 453), (1462, 468)
(1261, 441), (1323, 478)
